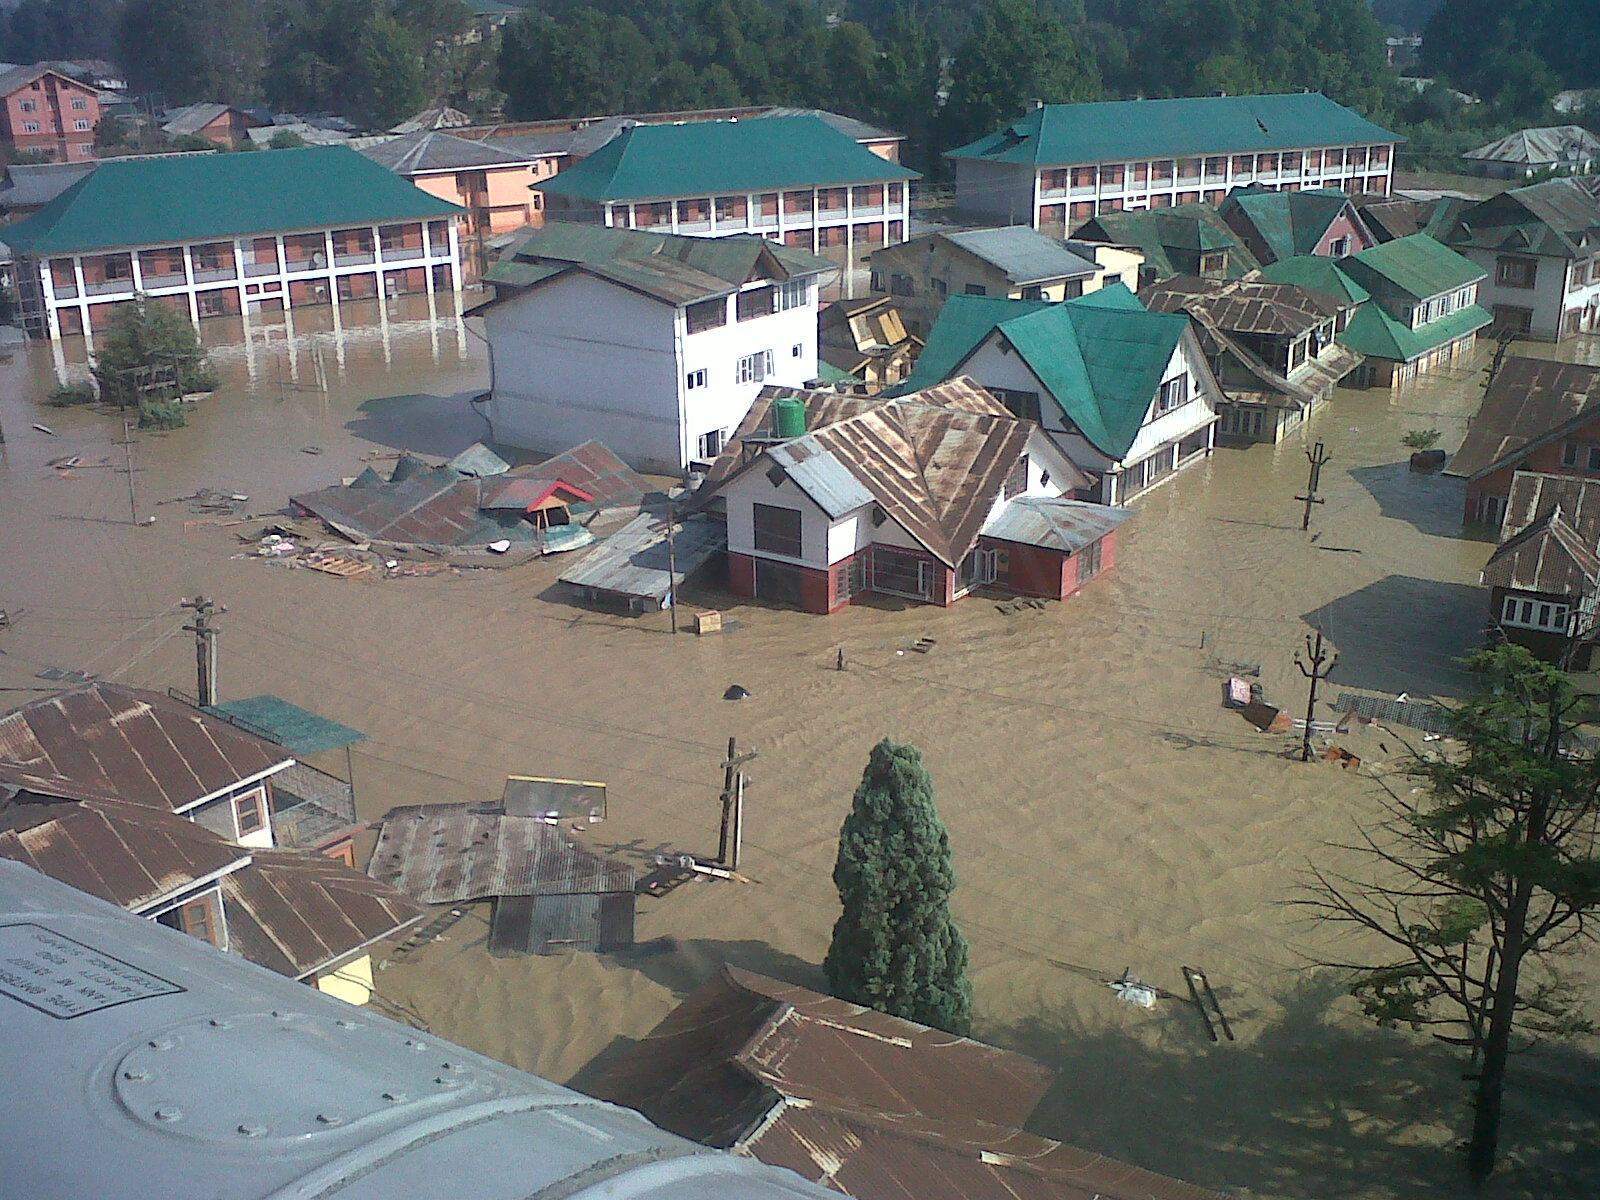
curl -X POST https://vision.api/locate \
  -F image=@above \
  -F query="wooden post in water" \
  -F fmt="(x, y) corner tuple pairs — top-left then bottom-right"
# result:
(1295, 440), (1331, 532)
(181, 595), (224, 707)
(665, 505), (678, 635)
(1294, 627), (1336, 763)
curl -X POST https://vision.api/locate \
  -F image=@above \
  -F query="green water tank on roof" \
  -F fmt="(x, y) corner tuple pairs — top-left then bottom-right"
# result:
(771, 397), (807, 438)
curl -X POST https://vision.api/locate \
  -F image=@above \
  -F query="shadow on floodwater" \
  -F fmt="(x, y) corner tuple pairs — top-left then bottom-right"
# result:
(345, 391), (492, 458)
(1302, 575), (1486, 698)
(1347, 462), (1469, 540)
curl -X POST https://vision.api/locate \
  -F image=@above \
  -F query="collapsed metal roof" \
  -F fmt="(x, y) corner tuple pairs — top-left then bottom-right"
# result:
(587, 967), (1229, 1200)
(559, 511), (727, 606)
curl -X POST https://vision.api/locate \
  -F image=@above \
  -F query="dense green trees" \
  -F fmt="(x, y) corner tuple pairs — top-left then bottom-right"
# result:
(824, 739), (973, 1036)
(1424, 0), (1600, 108)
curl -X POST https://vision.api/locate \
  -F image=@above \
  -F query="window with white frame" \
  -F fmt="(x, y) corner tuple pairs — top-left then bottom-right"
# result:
(686, 368), (707, 390)
(1155, 374), (1189, 415)
(736, 349), (774, 384)
(70, 96), (87, 110)
(1560, 442), (1600, 472)
(21, 120), (39, 133)
(1501, 594), (1570, 632)
(73, 119), (90, 131)
(233, 787), (267, 836)
(1329, 235), (1351, 257)
(18, 99), (34, 112)
(778, 279), (809, 310)
(697, 428), (726, 459)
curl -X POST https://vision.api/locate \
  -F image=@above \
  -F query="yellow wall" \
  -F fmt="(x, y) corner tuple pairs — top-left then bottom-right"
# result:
(314, 953), (374, 1006)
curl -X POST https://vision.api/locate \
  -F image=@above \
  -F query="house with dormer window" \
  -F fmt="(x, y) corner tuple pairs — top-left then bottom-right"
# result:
(475, 224), (833, 472)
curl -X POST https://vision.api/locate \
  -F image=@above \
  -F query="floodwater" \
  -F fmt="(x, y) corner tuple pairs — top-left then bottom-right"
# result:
(2, 301), (1598, 1199)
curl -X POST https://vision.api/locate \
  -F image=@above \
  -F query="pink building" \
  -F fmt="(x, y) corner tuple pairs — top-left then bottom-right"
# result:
(0, 64), (100, 163)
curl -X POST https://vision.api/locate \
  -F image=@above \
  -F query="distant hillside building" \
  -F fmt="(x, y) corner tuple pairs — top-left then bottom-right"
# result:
(159, 103), (267, 149)
(1463, 126), (1600, 180)
(4, 145), (463, 339)
(947, 93), (1400, 237)
(0, 64), (102, 163)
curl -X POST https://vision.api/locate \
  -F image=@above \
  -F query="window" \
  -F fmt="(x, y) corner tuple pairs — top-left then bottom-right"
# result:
(194, 248), (222, 271)
(1199, 251), (1227, 276)
(791, 343), (803, 357)
(102, 256), (131, 280)
(198, 292), (228, 317)
(1156, 374), (1189, 414)
(778, 279), (809, 310)
(159, 894), (222, 947)
(686, 297), (726, 334)
(737, 287), (777, 322)
(752, 502), (803, 557)
(889, 273), (914, 296)
(21, 120), (39, 133)
(234, 788), (266, 835)
(964, 283), (988, 296)
(736, 349), (774, 384)
(1020, 285), (1044, 300)
(1329, 235), (1351, 257)
(1559, 442), (1600, 472)
(1076, 537), (1103, 584)
(1003, 454), (1029, 498)
(18, 99), (34, 112)
(990, 388), (1041, 423)
(75, 143), (91, 155)
(697, 428), (725, 459)
(931, 276), (947, 296)
(70, 96), (87, 110)
(72, 118), (90, 131)
(1497, 256), (1537, 288)
(1501, 594), (1570, 632)
(686, 368), (707, 390)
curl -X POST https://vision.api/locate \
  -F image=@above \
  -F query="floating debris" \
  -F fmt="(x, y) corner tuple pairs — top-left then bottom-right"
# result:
(723, 685), (751, 701)
(32, 423), (56, 435)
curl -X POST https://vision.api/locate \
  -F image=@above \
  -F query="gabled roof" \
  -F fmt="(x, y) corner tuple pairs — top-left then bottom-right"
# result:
(1448, 357), (1600, 479)
(941, 226), (1100, 285)
(1339, 233), (1484, 301)
(389, 105), (474, 134)
(1465, 125), (1600, 166)
(0, 63), (90, 99)
(1481, 472), (1600, 597)
(357, 129), (539, 174)
(587, 966), (1229, 1200)
(0, 160), (95, 210)
(900, 286), (1193, 459)
(753, 107), (902, 144)
(982, 496), (1132, 552)
(1220, 185), (1356, 262)
(1075, 205), (1258, 280)
(0, 683), (293, 814)
(947, 93), (1399, 167)
(534, 115), (918, 203)
(482, 223), (834, 307)
(1256, 254), (1370, 305)
(1339, 298), (1489, 362)
(1142, 275), (1337, 337)
(160, 102), (249, 137)
(1440, 177), (1600, 260)
(3, 145), (463, 256)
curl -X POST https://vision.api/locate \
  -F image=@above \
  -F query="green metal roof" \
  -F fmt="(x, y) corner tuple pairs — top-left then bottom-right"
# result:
(204, 694), (367, 756)
(534, 116), (918, 203)
(900, 285), (1190, 458)
(1340, 233), (1485, 302)
(1257, 254), (1370, 305)
(1076, 205), (1258, 278)
(1222, 187), (1352, 261)
(4, 146), (463, 257)
(1340, 302), (1490, 362)
(947, 93), (1401, 167)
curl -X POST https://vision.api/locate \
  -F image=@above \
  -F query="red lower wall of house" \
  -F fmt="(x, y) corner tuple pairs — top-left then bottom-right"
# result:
(800, 565), (832, 614)
(998, 542), (1070, 599)
(728, 552), (757, 599)
(727, 551), (835, 614)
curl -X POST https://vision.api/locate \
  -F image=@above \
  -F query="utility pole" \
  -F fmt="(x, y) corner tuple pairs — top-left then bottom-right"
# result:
(122, 416), (138, 523)
(717, 736), (757, 868)
(1294, 627), (1337, 763)
(665, 504), (678, 635)
(1296, 439), (1331, 532)
(181, 596), (225, 706)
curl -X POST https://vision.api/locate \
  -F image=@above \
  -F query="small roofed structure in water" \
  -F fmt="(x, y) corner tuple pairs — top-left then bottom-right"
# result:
(289, 441), (649, 554)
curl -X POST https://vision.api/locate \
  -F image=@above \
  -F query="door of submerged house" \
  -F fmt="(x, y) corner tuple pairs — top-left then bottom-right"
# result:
(868, 547), (939, 602)
(753, 558), (806, 608)
(958, 547), (998, 594)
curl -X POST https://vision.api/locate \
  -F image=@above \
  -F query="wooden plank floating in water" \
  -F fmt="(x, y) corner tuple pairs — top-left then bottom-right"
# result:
(1183, 965), (1235, 1042)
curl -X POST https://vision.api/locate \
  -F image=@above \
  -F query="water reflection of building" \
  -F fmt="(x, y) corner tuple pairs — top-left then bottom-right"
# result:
(5, 145), (464, 341)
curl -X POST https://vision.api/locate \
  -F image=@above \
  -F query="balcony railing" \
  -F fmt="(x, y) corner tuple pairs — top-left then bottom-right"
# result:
(191, 266), (237, 283)
(676, 219), (713, 233)
(84, 278), (132, 296)
(269, 761), (361, 851)
(380, 246), (424, 261)
(140, 272), (186, 290)
(334, 251), (375, 267)
(52, 284), (78, 299)
(244, 261), (281, 277)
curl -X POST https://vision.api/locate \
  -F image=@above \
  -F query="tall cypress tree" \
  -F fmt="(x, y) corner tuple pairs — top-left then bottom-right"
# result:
(824, 739), (972, 1036)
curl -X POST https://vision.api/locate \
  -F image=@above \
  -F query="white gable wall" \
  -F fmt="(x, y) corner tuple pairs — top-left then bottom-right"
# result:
(723, 467), (834, 568)
(1120, 335), (1217, 465)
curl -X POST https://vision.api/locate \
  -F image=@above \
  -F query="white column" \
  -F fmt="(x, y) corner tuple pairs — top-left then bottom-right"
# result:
(181, 244), (199, 326)
(41, 260), (61, 339)
(447, 220), (461, 294)
(234, 239), (248, 312)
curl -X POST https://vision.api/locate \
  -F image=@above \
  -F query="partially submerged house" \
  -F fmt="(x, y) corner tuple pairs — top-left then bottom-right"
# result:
(474, 224), (832, 472)
(1480, 471), (1600, 666)
(865, 225), (1133, 337)
(1335, 234), (1489, 388)
(1446, 357), (1600, 526)
(1463, 126), (1600, 180)
(587, 966), (1230, 1200)
(0, 762), (421, 1004)
(694, 379), (1125, 613)
(817, 295), (920, 393)
(1073, 205), (1259, 288)
(1433, 177), (1600, 341)
(897, 286), (1222, 504)
(1218, 185), (1374, 265)
(1143, 275), (1361, 444)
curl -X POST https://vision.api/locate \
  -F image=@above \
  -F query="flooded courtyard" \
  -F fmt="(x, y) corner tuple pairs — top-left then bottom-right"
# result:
(2, 298), (1598, 1199)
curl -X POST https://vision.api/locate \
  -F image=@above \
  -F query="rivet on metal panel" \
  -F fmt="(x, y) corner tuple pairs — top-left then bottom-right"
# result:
(147, 1037), (174, 1051)
(237, 1122), (268, 1138)
(335, 1019), (360, 1030)
(404, 1038), (428, 1052)
(153, 1106), (183, 1122)
(315, 1111), (345, 1126)
(433, 1075), (467, 1089)
(208, 1017), (232, 1028)
(122, 1069), (150, 1082)
(381, 1090), (409, 1103)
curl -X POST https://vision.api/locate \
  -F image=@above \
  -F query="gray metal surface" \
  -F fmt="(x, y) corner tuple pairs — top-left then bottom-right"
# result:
(358, 130), (539, 174)
(0, 861), (839, 1200)
(1482, 471), (1600, 596)
(1465, 125), (1600, 167)
(1447, 357), (1600, 480)
(559, 512), (726, 605)
(770, 435), (877, 517)
(1333, 692), (1455, 735)
(981, 496), (1132, 553)
(488, 891), (635, 956)
(944, 226), (1100, 285)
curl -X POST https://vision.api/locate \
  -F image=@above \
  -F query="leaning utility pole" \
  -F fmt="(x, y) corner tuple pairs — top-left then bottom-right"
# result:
(1294, 627), (1337, 763)
(717, 736), (757, 870)
(181, 596), (225, 706)
(1296, 440), (1332, 532)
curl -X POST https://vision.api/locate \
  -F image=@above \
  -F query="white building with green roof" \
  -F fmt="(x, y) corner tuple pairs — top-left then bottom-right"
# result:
(947, 93), (1400, 238)
(533, 116), (918, 297)
(4, 146), (465, 340)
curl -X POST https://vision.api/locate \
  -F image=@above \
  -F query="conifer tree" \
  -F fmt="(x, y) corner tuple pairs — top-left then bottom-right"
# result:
(824, 739), (972, 1036)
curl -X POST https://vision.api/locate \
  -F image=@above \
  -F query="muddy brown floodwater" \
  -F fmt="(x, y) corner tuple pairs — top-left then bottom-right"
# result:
(3, 297), (1598, 1199)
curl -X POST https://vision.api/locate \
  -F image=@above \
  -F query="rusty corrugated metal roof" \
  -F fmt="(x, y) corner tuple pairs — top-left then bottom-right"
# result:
(586, 967), (1229, 1200)
(0, 768), (248, 912)
(220, 849), (424, 980)
(1143, 275), (1335, 336)
(1482, 471), (1600, 596)
(1448, 357), (1600, 480)
(367, 803), (635, 904)
(0, 683), (292, 814)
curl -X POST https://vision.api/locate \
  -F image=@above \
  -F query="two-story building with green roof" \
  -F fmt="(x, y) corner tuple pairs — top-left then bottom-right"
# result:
(894, 286), (1223, 504)
(532, 116), (918, 297)
(1217, 184), (1375, 265)
(1335, 234), (1490, 388)
(947, 93), (1401, 239)
(4, 146), (465, 340)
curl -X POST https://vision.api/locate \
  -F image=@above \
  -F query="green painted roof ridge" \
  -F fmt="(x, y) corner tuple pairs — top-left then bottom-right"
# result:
(1344, 233), (1484, 301)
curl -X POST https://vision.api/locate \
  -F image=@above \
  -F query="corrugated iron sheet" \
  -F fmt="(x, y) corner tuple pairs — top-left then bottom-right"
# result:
(487, 891), (634, 956)
(1448, 357), (1600, 480)
(982, 496), (1131, 553)
(0, 683), (291, 814)
(367, 803), (635, 904)
(1482, 471), (1600, 595)
(1143, 276), (1335, 336)
(559, 512), (726, 605)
